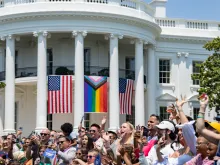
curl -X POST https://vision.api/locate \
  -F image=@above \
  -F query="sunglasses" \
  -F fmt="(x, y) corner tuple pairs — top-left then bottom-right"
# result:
(57, 141), (65, 145)
(89, 130), (96, 133)
(76, 153), (82, 156)
(40, 133), (49, 136)
(87, 155), (95, 159)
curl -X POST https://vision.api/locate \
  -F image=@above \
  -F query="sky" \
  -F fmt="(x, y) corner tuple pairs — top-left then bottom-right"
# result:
(146, 0), (220, 21)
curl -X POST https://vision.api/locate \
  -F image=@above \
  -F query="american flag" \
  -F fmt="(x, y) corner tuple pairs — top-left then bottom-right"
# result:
(48, 75), (73, 114)
(119, 78), (134, 115)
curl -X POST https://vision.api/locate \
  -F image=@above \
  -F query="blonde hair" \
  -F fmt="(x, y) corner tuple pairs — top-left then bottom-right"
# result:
(126, 122), (134, 132)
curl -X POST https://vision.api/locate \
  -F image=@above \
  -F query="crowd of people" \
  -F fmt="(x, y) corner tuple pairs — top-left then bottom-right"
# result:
(0, 94), (220, 165)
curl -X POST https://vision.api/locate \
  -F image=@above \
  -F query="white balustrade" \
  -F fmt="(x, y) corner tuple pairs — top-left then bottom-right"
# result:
(121, 0), (136, 9)
(156, 19), (176, 27)
(15, 0), (35, 4)
(186, 21), (208, 29)
(85, 0), (107, 4)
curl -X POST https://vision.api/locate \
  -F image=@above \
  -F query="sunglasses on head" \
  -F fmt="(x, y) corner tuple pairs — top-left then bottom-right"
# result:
(87, 155), (95, 159)
(89, 130), (96, 133)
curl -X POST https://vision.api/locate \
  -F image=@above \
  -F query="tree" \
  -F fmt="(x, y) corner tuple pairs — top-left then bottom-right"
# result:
(192, 37), (220, 108)
(0, 82), (5, 89)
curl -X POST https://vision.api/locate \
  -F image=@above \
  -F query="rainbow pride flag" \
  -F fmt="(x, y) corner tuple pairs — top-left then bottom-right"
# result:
(84, 76), (108, 113)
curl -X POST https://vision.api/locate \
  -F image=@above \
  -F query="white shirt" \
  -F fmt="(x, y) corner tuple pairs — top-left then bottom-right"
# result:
(145, 143), (174, 165)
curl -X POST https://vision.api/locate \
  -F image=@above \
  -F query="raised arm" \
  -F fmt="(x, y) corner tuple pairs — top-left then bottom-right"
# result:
(176, 95), (188, 124)
(100, 116), (107, 131)
(196, 95), (220, 145)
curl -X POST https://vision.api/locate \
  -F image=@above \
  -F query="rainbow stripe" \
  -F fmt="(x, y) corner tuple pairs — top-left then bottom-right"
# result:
(84, 81), (108, 113)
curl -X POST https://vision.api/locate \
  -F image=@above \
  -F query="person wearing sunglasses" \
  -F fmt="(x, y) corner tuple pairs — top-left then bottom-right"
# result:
(56, 136), (76, 165)
(40, 129), (51, 146)
(73, 149), (99, 165)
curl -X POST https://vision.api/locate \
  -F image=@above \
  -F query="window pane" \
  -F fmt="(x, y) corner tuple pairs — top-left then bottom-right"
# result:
(159, 59), (171, 84)
(192, 61), (202, 85)
(160, 106), (169, 121)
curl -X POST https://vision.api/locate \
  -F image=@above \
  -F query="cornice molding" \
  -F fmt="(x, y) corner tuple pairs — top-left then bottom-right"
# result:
(155, 47), (209, 55)
(0, 12), (159, 44)
(158, 35), (212, 43)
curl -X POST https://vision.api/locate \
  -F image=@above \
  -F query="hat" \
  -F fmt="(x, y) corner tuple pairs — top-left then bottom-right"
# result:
(107, 130), (118, 138)
(205, 121), (220, 133)
(156, 121), (175, 132)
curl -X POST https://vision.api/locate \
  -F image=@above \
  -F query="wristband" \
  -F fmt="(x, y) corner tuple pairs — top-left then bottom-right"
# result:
(199, 111), (205, 114)
(197, 115), (204, 119)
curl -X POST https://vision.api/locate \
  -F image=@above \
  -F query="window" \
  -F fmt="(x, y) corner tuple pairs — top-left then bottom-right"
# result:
(84, 113), (90, 130)
(4, 50), (18, 76)
(47, 114), (53, 130)
(125, 57), (135, 80)
(126, 106), (135, 125)
(192, 61), (202, 85)
(159, 106), (169, 121)
(159, 59), (170, 83)
(14, 102), (18, 130)
(193, 107), (200, 120)
(84, 48), (91, 75)
(47, 49), (53, 75)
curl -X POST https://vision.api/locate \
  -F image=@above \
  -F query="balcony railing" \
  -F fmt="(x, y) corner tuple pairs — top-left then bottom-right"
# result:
(0, 0), (155, 17)
(156, 18), (220, 31)
(0, 66), (142, 81)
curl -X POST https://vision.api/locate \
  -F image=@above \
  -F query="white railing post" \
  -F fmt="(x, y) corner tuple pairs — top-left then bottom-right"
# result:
(137, 0), (145, 12)
(108, 0), (120, 6)
(4, 0), (14, 6)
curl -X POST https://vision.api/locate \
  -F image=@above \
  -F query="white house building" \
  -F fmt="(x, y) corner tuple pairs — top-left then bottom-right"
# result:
(0, 0), (219, 136)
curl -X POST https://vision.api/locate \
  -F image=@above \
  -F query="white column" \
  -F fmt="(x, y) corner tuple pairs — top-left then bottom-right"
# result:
(34, 31), (48, 132)
(135, 39), (145, 126)
(4, 35), (15, 134)
(147, 46), (156, 118)
(109, 34), (123, 131)
(72, 31), (87, 130)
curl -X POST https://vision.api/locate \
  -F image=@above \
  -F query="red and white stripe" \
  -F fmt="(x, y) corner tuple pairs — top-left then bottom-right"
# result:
(48, 75), (73, 114)
(119, 79), (134, 115)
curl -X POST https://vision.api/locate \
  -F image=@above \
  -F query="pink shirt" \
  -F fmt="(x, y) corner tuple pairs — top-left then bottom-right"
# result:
(186, 154), (214, 165)
(143, 138), (157, 156)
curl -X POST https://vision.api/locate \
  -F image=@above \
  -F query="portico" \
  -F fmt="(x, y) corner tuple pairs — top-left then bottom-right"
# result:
(0, 30), (157, 134)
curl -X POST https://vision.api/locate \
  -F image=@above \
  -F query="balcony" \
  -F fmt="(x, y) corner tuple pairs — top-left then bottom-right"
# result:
(155, 18), (220, 31)
(0, 66), (138, 81)
(0, 0), (155, 17)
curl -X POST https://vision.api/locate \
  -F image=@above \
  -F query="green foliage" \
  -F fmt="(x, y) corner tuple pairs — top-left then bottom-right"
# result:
(191, 37), (220, 108)
(55, 67), (73, 75)
(0, 82), (6, 88)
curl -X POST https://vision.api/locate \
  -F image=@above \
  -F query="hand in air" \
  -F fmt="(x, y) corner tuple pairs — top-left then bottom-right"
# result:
(176, 94), (188, 108)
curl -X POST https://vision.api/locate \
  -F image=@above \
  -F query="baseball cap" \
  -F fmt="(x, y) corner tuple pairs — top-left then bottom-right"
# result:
(156, 121), (175, 132)
(107, 130), (118, 138)
(205, 121), (220, 133)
